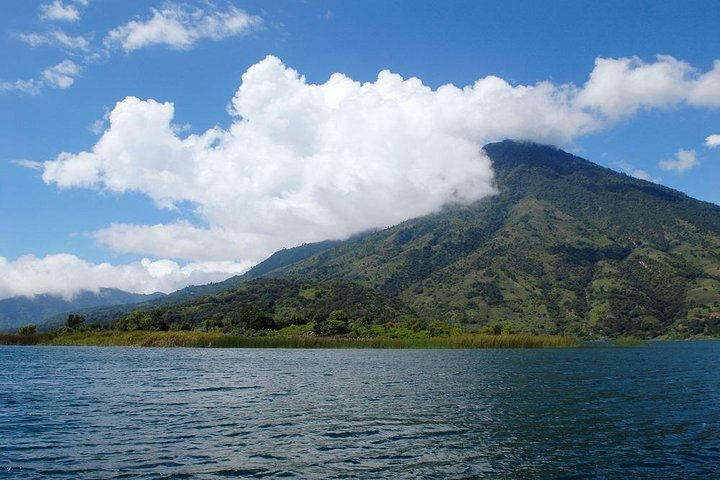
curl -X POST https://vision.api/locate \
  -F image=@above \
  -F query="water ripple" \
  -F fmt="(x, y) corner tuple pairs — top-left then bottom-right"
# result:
(1, 342), (719, 478)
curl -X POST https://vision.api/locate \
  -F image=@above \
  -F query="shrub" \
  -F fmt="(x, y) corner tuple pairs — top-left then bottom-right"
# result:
(17, 324), (37, 336)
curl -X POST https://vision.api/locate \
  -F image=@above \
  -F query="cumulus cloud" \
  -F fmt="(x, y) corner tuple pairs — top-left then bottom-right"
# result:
(705, 134), (720, 148)
(18, 30), (90, 51)
(0, 254), (250, 300)
(577, 55), (720, 119)
(41, 55), (720, 271)
(659, 149), (698, 172)
(39, 0), (80, 22)
(105, 2), (262, 52)
(41, 60), (81, 89)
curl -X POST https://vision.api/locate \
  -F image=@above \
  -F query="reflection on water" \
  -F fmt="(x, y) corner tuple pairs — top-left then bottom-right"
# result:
(1, 342), (719, 478)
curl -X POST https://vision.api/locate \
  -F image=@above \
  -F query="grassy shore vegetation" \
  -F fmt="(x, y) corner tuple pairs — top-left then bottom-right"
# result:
(3, 310), (578, 348)
(0, 330), (578, 349)
(613, 336), (645, 347)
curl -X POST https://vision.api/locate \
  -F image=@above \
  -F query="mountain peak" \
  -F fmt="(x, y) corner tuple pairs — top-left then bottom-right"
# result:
(483, 139), (595, 175)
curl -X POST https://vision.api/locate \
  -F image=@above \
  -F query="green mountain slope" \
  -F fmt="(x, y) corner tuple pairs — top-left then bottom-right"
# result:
(262, 141), (720, 337)
(159, 277), (412, 330)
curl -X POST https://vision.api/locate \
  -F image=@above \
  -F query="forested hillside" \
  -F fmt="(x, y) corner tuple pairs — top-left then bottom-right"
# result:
(265, 141), (720, 337)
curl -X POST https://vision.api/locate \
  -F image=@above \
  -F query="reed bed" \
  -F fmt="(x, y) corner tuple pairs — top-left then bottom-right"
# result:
(0, 333), (44, 345)
(613, 336), (645, 347)
(2, 331), (579, 349)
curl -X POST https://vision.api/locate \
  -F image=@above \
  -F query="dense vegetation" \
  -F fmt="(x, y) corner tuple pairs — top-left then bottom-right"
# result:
(5, 295), (578, 348)
(40, 279), (419, 336)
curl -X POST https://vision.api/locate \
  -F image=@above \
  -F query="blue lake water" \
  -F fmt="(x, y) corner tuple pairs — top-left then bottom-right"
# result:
(1, 342), (719, 478)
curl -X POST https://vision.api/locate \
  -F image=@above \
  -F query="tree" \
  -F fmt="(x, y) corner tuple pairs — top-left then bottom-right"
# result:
(239, 306), (276, 331)
(66, 314), (86, 330)
(17, 324), (36, 336)
(149, 309), (170, 331)
(115, 310), (153, 331)
(501, 323), (516, 335)
(427, 320), (450, 337)
(314, 310), (350, 336)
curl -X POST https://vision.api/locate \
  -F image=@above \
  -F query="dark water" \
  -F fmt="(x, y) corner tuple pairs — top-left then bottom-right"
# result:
(1, 342), (719, 479)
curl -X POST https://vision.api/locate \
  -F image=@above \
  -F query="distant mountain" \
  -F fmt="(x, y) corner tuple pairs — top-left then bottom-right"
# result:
(0, 289), (165, 332)
(254, 140), (720, 337)
(41, 240), (341, 329)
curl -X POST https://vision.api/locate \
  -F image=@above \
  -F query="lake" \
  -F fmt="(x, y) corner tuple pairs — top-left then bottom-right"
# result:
(1, 342), (719, 478)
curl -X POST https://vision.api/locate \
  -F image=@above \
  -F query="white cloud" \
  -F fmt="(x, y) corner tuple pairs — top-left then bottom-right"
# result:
(689, 60), (720, 108)
(39, 0), (80, 22)
(629, 169), (649, 180)
(90, 119), (105, 135)
(616, 161), (660, 183)
(0, 60), (81, 95)
(576, 55), (720, 119)
(5, 2), (263, 97)
(659, 149), (698, 173)
(0, 79), (43, 95)
(705, 134), (720, 148)
(1, 61), (79, 95)
(94, 221), (255, 263)
(10, 159), (44, 170)
(41, 60), (81, 89)
(89, 108), (110, 135)
(18, 30), (90, 51)
(105, 2), (262, 52)
(0, 254), (249, 301)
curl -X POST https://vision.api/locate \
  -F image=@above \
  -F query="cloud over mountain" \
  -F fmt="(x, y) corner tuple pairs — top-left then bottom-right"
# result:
(43, 55), (720, 263)
(31, 54), (720, 299)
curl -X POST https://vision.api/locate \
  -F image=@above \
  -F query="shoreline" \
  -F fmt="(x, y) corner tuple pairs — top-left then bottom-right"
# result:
(0, 330), (579, 349)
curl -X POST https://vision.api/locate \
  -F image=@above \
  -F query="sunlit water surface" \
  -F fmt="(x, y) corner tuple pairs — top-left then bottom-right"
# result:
(1, 342), (719, 478)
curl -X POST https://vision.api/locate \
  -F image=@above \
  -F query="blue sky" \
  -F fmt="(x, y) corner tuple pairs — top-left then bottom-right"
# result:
(1, 0), (719, 299)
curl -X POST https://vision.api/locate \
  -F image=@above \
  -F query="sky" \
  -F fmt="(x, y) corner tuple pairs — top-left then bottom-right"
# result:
(1, 0), (719, 300)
